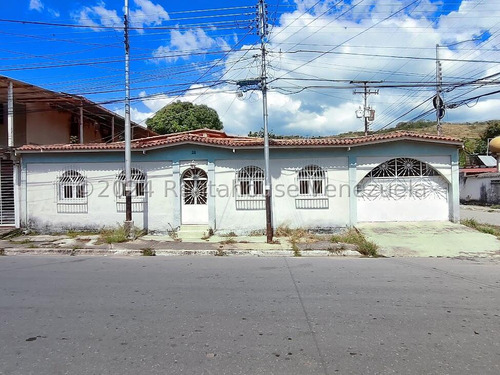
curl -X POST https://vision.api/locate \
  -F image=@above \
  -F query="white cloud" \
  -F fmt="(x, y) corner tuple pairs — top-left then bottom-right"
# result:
(130, 0), (169, 30)
(132, 1), (500, 136)
(29, 0), (43, 12)
(73, 0), (168, 32)
(73, 2), (122, 31)
(153, 28), (229, 62)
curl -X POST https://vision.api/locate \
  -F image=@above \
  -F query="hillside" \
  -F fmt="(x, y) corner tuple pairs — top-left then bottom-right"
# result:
(338, 120), (497, 140)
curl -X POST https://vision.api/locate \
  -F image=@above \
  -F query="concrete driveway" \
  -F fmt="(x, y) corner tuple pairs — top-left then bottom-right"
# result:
(357, 221), (500, 258)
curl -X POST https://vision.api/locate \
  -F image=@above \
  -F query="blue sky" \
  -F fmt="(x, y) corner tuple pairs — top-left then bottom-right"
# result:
(1, 1), (499, 136)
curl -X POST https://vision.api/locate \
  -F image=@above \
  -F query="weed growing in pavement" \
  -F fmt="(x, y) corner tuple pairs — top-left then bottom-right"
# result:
(141, 248), (156, 256)
(331, 229), (378, 257)
(219, 237), (237, 245)
(461, 218), (500, 237)
(167, 223), (179, 241)
(10, 239), (33, 245)
(215, 248), (226, 256)
(291, 239), (301, 257)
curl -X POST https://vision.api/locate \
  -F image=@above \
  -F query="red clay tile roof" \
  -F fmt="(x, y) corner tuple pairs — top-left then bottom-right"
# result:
(16, 129), (462, 153)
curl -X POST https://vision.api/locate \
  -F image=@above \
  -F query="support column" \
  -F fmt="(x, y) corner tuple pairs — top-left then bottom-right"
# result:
(348, 154), (358, 226)
(111, 117), (115, 142)
(450, 151), (460, 222)
(207, 161), (216, 230)
(13, 160), (20, 228)
(79, 104), (84, 144)
(172, 162), (181, 229)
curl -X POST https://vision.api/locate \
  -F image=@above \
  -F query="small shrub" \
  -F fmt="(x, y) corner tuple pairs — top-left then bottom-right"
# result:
(167, 223), (178, 240)
(0, 248), (5, 256)
(98, 225), (129, 244)
(222, 231), (238, 238)
(249, 229), (265, 236)
(331, 229), (378, 257)
(291, 240), (301, 257)
(141, 248), (156, 256)
(275, 224), (294, 237)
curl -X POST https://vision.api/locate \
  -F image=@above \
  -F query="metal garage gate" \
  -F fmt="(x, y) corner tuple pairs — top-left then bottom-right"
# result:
(0, 159), (15, 225)
(356, 158), (450, 222)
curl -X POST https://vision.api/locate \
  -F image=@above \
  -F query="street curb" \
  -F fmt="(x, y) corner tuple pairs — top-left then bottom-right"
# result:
(1, 248), (362, 257)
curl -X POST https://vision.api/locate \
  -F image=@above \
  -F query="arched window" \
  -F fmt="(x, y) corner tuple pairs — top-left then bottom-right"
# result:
(237, 166), (264, 196)
(116, 168), (146, 198)
(298, 165), (325, 196)
(58, 170), (86, 201)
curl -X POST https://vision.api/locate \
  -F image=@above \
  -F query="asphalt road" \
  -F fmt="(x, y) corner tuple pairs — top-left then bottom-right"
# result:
(0, 256), (499, 375)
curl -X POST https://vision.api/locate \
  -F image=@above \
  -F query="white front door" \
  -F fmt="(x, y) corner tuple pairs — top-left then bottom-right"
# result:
(181, 168), (209, 224)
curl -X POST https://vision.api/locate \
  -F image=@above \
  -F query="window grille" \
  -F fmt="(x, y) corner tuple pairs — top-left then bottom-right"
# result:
(296, 165), (328, 209)
(357, 158), (446, 200)
(236, 166), (265, 210)
(115, 168), (146, 212)
(367, 158), (438, 179)
(57, 170), (88, 213)
(182, 168), (207, 205)
(116, 168), (146, 198)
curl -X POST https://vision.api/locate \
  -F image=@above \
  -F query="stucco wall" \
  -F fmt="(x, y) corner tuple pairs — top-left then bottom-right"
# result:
(25, 103), (71, 145)
(19, 140), (461, 233)
(214, 157), (350, 233)
(460, 173), (500, 203)
(24, 161), (174, 232)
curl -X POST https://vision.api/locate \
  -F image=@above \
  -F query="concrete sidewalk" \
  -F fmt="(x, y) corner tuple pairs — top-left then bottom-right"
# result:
(0, 231), (359, 258)
(357, 221), (500, 258)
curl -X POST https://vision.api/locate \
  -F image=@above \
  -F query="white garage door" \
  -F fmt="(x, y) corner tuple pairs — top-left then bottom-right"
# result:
(357, 158), (449, 222)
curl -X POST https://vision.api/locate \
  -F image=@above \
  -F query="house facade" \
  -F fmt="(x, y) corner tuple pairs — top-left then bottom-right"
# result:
(16, 129), (462, 234)
(0, 75), (156, 227)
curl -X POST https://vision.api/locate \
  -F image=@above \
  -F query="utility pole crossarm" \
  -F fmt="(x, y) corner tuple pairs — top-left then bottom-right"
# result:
(351, 81), (380, 136)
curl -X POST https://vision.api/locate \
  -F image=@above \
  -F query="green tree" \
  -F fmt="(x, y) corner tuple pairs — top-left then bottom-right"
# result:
(476, 121), (500, 154)
(146, 101), (223, 135)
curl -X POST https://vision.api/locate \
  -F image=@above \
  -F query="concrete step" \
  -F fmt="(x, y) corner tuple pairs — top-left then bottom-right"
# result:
(177, 225), (210, 240)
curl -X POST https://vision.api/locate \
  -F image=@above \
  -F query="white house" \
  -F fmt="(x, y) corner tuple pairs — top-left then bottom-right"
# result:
(15, 129), (462, 234)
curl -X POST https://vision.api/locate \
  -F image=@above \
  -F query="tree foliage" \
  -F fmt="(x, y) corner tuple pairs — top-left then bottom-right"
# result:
(146, 101), (223, 135)
(475, 121), (500, 154)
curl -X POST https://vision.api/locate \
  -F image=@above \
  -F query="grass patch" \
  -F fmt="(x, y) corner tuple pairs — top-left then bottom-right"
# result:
(98, 225), (129, 244)
(220, 237), (237, 245)
(461, 218), (500, 237)
(331, 229), (378, 257)
(10, 239), (33, 245)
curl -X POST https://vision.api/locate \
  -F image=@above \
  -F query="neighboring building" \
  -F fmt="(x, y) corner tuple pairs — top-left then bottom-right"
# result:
(460, 152), (500, 204)
(460, 172), (500, 204)
(16, 129), (462, 234)
(0, 75), (156, 227)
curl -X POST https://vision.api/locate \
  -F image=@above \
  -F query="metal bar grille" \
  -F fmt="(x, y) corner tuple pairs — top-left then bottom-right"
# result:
(0, 159), (15, 225)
